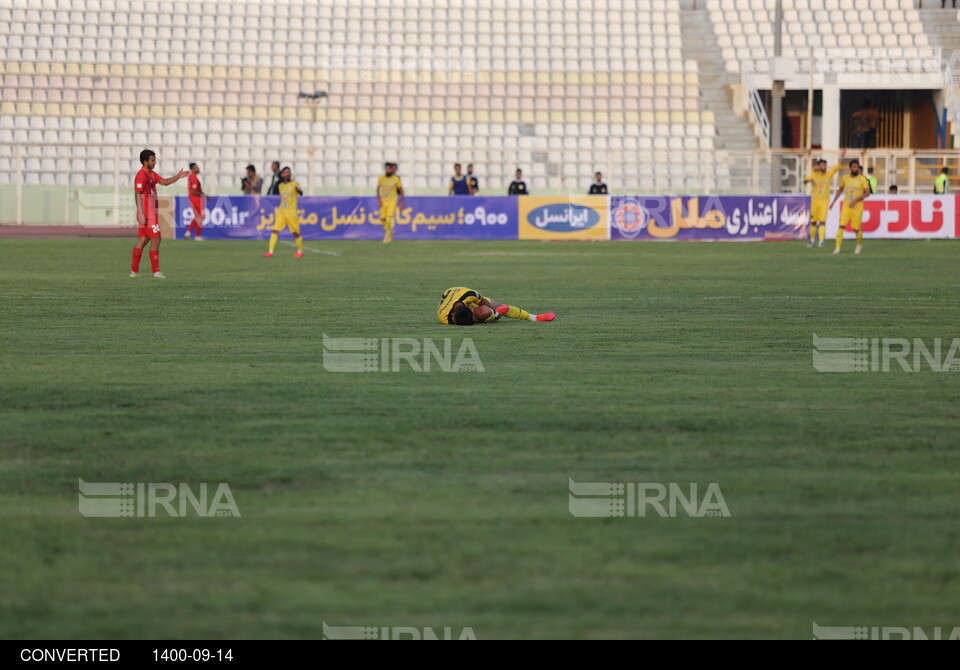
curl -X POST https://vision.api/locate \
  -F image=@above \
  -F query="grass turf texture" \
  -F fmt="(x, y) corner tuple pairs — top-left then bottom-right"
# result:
(1, 238), (959, 639)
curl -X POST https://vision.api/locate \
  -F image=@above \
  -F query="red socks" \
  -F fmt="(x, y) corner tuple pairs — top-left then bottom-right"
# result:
(133, 248), (160, 273)
(187, 222), (202, 236)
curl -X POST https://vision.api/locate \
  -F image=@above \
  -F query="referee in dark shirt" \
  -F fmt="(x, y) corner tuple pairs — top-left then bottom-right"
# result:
(508, 168), (528, 195)
(588, 172), (608, 195)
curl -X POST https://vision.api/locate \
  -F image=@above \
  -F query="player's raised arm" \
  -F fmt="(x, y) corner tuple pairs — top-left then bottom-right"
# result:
(830, 149), (847, 176)
(157, 170), (190, 186)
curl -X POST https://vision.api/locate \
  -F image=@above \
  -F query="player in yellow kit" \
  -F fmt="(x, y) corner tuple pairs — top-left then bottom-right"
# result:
(830, 159), (872, 255)
(437, 287), (556, 325)
(804, 149), (845, 247)
(376, 162), (404, 243)
(264, 166), (304, 258)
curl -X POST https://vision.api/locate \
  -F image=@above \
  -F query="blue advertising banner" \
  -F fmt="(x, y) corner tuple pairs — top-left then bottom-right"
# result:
(609, 195), (810, 241)
(175, 196), (518, 240)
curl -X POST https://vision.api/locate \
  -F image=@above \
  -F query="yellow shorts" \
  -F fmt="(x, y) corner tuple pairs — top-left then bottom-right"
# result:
(810, 201), (829, 223)
(840, 209), (863, 231)
(273, 210), (300, 234)
(380, 200), (397, 225)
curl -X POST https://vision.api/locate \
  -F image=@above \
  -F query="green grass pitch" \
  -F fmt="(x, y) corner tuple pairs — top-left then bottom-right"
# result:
(1, 237), (959, 639)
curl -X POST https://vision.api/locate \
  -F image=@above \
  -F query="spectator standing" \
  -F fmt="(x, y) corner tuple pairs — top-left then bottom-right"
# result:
(449, 163), (471, 195)
(852, 100), (879, 149)
(267, 161), (282, 195)
(466, 164), (479, 195)
(866, 167), (878, 194)
(507, 168), (528, 195)
(242, 165), (262, 194)
(588, 172), (608, 195)
(934, 168), (950, 194)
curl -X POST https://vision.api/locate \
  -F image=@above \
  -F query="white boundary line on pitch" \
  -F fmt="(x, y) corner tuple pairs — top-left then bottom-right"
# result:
(280, 240), (341, 256)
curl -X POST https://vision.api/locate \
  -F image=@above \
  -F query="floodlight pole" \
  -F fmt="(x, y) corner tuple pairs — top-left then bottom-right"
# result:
(807, 48), (815, 153)
(298, 91), (328, 194)
(771, 0), (784, 193)
(15, 144), (22, 225)
(113, 146), (121, 227)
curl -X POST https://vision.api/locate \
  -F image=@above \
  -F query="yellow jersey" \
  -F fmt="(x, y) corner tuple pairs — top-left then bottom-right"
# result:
(805, 164), (842, 202)
(278, 181), (300, 212)
(437, 287), (483, 324)
(377, 174), (403, 201)
(840, 174), (871, 213)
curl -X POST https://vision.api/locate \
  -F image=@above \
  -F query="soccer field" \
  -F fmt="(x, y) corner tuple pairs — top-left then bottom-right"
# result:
(1, 238), (959, 639)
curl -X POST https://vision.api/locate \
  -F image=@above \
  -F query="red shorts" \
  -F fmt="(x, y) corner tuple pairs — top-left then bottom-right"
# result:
(190, 198), (204, 218)
(138, 219), (161, 239)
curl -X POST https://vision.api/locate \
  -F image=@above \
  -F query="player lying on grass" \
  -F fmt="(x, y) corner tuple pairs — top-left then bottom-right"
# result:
(437, 287), (556, 325)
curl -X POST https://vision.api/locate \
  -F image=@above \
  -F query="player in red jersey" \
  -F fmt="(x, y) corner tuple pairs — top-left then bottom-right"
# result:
(131, 149), (189, 278)
(184, 162), (206, 241)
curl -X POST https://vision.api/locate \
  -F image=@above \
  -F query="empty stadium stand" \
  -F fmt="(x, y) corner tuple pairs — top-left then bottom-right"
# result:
(0, 0), (957, 208)
(707, 0), (938, 78)
(0, 0), (716, 194)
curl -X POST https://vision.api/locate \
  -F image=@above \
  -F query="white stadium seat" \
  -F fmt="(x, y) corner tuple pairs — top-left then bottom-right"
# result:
(0, 0), (942, 194)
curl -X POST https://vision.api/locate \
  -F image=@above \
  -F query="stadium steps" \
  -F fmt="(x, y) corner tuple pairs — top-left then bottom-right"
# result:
(917, 8), (960, 147)
(680, 9), (769, 192)
(916, 8), (960, 58)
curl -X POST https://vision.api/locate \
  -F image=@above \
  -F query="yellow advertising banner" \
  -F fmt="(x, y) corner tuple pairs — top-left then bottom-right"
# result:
(518, 196), (609, 240)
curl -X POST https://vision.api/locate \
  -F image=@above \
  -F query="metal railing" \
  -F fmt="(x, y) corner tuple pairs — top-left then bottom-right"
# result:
(944, 64), (960, 148)
(1, 145), (958, 225)
(742, 70), (770, 147)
